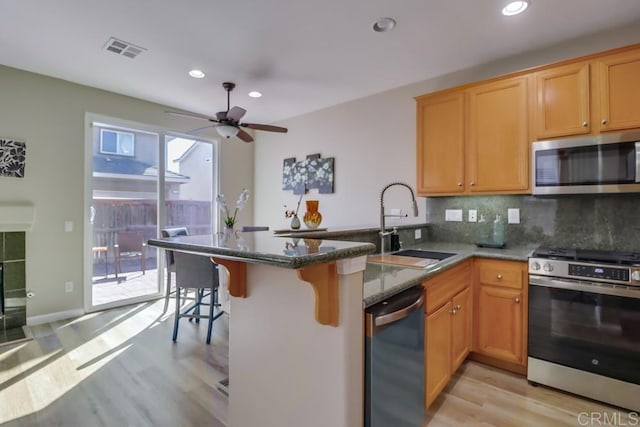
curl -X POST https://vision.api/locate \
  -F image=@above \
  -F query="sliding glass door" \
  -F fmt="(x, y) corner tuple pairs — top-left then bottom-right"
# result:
(85, 114), (217, 312)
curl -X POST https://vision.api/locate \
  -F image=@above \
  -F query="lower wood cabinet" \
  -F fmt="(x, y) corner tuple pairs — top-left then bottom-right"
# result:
(423, 260), (472, 408)
(472, 258), (528, 372)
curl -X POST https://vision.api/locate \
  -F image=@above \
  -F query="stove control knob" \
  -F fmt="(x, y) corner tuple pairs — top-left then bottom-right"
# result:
(530, 261), (541, 271)
(543, 263), (554, 273)
(632, 270), (640, 282)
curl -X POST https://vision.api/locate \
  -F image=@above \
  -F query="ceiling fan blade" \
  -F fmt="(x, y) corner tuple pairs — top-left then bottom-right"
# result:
(236, 128), (254, 143)
(187, 125), (216, 135)
(240, 123), (288, 133)
(227, 106), (247, 121)
(165, 110), (216, 122)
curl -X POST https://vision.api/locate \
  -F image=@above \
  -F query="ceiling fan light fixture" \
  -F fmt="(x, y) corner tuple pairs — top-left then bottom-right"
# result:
(216, 125), (239, 139)
(502, 0), (530, 16)
(189, 69), (205, 79)
(248, 91), (262, 98)
(372, 17), (396, 33)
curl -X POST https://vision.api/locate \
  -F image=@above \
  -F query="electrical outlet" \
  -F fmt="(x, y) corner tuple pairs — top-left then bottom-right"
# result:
(507, 208), (520, 224)
(414, 229), (422, 240)
(65, 281), (73, 293)
(445, 209), (463, 222)
(468, 209), (477, 222)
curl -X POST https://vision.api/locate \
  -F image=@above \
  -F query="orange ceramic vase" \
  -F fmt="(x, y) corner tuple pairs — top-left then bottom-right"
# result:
(303, 200), (322, 229)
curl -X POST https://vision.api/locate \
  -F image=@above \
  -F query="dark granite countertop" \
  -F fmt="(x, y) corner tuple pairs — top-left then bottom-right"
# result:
(148, 231), (375, 269)
(363, 241), (537, 308)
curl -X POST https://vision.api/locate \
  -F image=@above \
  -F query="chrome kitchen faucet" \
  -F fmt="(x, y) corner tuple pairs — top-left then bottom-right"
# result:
(379, 182), (418, 254)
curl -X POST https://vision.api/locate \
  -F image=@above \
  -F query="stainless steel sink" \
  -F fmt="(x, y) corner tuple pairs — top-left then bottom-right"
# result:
(392, 249), (456, 261)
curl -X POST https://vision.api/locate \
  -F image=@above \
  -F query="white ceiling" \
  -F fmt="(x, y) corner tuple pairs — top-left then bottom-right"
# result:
(2, 0), (640, 126)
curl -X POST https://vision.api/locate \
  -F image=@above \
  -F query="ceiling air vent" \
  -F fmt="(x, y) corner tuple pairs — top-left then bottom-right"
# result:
(103, 37), (146, 59)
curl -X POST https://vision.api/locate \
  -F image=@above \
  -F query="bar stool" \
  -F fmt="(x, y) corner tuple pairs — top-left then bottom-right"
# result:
(172, 251), (224, 344)
(160, 227), (189, 313)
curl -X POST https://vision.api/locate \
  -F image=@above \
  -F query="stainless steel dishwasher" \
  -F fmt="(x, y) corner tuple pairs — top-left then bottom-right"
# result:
(365, 285), (425, 427)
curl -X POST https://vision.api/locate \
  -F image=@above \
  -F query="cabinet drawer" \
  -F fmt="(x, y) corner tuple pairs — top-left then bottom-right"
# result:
(477, 259), (523, 289)
(424, 260), (471, 314)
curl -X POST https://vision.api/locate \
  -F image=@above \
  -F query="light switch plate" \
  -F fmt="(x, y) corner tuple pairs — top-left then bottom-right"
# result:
(507, 208), (520, 224)
(445, 209), (463, 222)
(64, 220), (73, 232)
(468, 209), (477, 222)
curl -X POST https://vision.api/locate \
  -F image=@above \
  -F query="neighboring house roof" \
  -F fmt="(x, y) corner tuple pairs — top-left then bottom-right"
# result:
(93, 156), (190, 182)
(173, 141), (198, 163)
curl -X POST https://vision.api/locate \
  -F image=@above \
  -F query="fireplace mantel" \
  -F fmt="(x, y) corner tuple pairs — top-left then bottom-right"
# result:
(0, 204), (35, 232)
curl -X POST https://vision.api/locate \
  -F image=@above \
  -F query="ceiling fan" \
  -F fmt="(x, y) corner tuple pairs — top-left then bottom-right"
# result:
(166, 82), (288, 143)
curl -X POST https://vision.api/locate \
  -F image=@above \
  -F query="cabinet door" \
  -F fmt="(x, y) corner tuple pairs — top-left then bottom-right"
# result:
(476, 285), (523, 364)
(425, 302), (452, 408)
(451, 286), (472, 372)
(598, 49), (640, 131)
(535, 62), (590, 138)
(416, 91), (465, 195)
(467, 76), (529, 193)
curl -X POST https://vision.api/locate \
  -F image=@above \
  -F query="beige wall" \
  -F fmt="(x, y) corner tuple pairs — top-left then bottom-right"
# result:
(0, 65), (253, 318)
(254, 22), (640, 230)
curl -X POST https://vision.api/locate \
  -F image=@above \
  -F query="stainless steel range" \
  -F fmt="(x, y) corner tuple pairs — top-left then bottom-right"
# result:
(528, 247), (640, 411)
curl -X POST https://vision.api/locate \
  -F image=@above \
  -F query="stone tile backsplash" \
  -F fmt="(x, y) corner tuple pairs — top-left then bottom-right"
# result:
(425, 194), (640, 252)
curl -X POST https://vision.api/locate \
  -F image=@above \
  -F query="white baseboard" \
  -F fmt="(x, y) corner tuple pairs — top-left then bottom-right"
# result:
(27, 308), (85, 326)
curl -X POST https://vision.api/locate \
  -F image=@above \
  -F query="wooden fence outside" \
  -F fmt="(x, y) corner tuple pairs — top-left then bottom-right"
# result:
(92, 199), (212, 261)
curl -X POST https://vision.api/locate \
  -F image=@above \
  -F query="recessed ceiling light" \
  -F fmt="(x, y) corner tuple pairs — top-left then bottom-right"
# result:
(188, 69), (205, 79)
(502, 0), (530, 16)
(372, 17), (396, 33)
(248, 91), (262, 98)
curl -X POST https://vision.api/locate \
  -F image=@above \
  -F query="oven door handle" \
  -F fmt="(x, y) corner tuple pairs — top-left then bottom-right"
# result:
(529, 275), (640, 299)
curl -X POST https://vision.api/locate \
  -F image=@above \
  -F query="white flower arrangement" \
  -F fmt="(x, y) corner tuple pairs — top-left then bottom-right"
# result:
(216, 188), (249, 228)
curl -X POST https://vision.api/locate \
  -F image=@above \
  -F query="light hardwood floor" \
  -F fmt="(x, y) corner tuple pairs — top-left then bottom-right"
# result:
(1, 298), (634, 426)
(0, 298), (228, 426)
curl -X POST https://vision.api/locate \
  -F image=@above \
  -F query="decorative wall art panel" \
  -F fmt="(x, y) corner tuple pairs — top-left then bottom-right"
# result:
(282, 153), (334, 195)
(0, 138), (26, 178)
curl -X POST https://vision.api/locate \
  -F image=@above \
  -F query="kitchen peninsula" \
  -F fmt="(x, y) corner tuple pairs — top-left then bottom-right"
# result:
(147, 231), (375, 427)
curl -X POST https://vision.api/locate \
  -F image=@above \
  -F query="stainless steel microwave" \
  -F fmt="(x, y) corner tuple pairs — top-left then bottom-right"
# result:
(532, 131), (640, 195)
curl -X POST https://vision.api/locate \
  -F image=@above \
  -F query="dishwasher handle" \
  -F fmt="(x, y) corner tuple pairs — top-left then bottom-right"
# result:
(375, 293), (424, 326)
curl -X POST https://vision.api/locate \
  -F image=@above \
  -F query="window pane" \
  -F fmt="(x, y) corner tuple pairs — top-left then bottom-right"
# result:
(165, 136), (213, 235)
(118, 133), (134, 156)
(92, 124), (159, 307)
(101, 130), (117, 153)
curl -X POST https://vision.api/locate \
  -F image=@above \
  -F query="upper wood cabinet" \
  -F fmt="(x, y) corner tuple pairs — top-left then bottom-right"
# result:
(597, 48), (640, 132)
(415, 75), (530, 196)
(534, 61), (591, 139)
(416, 91), (465, 194)
(466, 75), (530, 193)
(533, 46), (640, 139)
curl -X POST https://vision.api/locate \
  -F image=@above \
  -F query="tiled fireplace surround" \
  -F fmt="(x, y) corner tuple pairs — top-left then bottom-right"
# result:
(0, 232), (26, 343)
